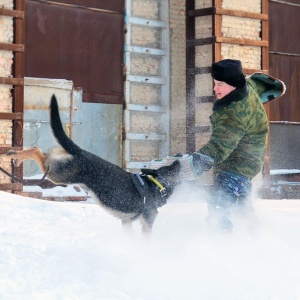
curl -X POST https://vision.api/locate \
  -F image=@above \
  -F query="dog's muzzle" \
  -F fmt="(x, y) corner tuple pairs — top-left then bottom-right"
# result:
(148, 155), (199, 181)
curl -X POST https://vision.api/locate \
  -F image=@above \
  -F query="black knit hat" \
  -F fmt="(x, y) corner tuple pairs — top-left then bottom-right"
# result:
(211, 59), (246, 88)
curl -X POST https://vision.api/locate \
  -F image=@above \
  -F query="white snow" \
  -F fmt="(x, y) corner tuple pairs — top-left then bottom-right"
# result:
(1, 189), (300, 300)
(24, 182), (88, 199)
(23, 175), (88, 198)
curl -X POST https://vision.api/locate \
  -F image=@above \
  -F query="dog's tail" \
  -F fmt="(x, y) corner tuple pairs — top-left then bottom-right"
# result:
(50, 95), (81, 156)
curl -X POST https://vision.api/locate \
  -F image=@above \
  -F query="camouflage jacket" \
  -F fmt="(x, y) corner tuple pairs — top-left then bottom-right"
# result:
(198, 78), (269, 178)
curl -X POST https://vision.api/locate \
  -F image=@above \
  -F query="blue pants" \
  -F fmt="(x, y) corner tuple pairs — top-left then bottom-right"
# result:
(207, 171), (252, 223)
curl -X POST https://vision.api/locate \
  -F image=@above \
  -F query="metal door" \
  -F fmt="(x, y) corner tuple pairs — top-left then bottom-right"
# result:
(25, 0), (124, 104)
(269, 0), (300, 122)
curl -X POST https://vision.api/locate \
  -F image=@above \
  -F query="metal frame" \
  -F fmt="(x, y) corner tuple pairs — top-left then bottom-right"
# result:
(124, 0), (170, 170)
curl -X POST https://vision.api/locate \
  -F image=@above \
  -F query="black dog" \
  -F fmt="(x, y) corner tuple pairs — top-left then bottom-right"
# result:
(7, 95), (180, 233)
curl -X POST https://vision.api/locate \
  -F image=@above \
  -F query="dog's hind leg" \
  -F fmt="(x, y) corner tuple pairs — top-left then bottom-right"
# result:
(6, 147), (47, 173)
(122, 219), (133, 233)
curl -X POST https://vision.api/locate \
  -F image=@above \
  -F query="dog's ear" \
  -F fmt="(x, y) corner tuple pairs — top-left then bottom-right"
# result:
(157, 160), (180, 177)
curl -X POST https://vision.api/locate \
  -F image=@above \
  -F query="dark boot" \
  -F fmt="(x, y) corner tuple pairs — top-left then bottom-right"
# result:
(205, 171), (252, 232)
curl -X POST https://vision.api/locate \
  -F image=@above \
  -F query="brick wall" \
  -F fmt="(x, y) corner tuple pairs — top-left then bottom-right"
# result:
(193, 0), (213, 150)
(0, 0), (14, 183)
(170, 0), (264, 153)
(169, 0), (187, 155)
(132, 0), (159, 20)
(221, 0), (262, 69)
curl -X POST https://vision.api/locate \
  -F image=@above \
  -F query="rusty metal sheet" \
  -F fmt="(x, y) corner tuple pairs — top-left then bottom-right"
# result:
(52, 0), (124, 13)
(25, 0), (124, 104)
(269, 55), (300, 122)
(269, 1), (300, 122)
(269, 2), (300, 54)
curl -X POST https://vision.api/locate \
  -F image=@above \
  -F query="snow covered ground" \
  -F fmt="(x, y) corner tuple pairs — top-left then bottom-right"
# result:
(1, 188), (300, 300)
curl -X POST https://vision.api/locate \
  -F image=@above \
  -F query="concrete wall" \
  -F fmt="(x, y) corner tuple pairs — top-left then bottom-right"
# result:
(270, 123), (300, 170)
(23, 78), (123, 177)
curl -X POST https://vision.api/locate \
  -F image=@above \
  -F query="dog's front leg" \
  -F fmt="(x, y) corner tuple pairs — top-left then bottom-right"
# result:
(6, 147), (47, 173)
(122, 219), (133, 233)
(141, 208), (158, 234)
